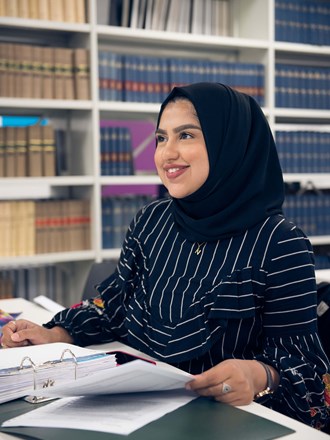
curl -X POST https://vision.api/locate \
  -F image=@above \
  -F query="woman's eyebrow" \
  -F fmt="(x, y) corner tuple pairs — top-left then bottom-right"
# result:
(155, 124), (202, 135)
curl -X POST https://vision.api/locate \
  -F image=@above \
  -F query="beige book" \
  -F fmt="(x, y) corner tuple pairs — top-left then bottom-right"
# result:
(73, 48), (90, 100)
(27, 125), (43, 176)
(35, 200), (47, 254)
(40, 46), (54, 99)
(13, 44), (24, 97)
(37, 0), (48, 20)
(60, 199), (71, 251)
(15, 201), (26, 256)
(5, 0), (18, 16)
(63, 0), (76, 22)
(17, 0), (29, 18)
(0, 0), (6, 16)
(62, 47), (74, 99)
(25, 200), (36, 255)
(28, 0), (39, 18)
(0, 44), (7, 97)
(4, 126), (16, 177)
(74, 0), (86, 23)
(9, 201), (20, 256)
(6, 44), (16, 97)
(68, 199), (81, 251)
(1, 201), (12, 256)
(42, 125), (56, 176)
(20, 44), (34, 98)
(49, 0), (63, 21)
(0, 127), (5, 177)
(31, 45), (43, 98)
(47, 200), (62, 253)
(82, 198), (91, 250)
(53, 47), (65, 99)
(15, 126), (28, 177)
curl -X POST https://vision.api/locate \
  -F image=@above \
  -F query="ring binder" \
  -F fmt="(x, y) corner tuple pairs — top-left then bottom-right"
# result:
(18, 349), (80, 404)
(19, 356), (37, 390)
(0, 343), (116, 405)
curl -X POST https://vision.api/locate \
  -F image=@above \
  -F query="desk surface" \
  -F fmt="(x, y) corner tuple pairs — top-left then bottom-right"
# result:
(0, 298), (329, 440)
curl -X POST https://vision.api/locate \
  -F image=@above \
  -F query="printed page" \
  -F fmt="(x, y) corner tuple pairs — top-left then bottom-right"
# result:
(31, 359), (194, 398)
(2, 390), (197, 435)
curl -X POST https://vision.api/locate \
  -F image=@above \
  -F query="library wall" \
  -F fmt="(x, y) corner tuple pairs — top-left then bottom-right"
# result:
(0, 0), (329, 306)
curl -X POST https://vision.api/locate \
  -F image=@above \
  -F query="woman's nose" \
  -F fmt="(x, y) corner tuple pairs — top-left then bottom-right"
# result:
(162, 138), (179, 159)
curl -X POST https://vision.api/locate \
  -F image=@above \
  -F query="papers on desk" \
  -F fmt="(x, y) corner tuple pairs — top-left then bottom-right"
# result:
(0, 342), (194, 405)
(2, 391), (197, 435)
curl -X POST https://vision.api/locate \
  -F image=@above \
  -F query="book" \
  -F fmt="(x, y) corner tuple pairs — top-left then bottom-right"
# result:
(0, 342), (192, 405)
(27, 125), (43, 177)
(0, 127), (5, 178)
(42, 125), (56, 177)
(73, 48), (90, 100)
(15, 126), (28, 177)
(4, 127), (16, 177)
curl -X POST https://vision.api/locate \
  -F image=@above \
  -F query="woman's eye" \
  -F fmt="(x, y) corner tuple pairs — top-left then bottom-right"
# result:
(156, 135), (165, 143)
(180, 132), (192, 140)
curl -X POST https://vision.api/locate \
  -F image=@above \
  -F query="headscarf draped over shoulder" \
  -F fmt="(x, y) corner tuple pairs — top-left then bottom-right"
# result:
(157, 82), (284, 242)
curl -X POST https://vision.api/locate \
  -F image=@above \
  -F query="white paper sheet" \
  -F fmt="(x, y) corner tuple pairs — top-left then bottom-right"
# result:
(2, 390), (197, 435)
(31, 359), (194, 398)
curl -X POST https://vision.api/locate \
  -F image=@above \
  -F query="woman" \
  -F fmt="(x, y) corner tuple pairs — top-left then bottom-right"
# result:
(2, 83), (330, 429)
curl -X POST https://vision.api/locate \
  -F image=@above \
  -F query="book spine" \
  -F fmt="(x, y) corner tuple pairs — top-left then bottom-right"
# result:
(73, 48), (90, 100)
(5, 127), (16, 177)
(15, 126), (28, 177)
(42, 125), (56, 177)
(27, 125), (43, 177)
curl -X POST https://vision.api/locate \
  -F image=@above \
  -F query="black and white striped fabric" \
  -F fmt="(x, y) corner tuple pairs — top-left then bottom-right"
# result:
(45, 198), (330, 429)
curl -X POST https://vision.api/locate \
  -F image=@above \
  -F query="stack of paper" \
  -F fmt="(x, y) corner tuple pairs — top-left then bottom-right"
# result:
(0, 342), (116, 404)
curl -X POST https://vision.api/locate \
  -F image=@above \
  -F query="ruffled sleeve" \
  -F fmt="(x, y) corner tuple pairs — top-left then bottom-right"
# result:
(255, 222), (330, 429)
(256, 333), (330, 429)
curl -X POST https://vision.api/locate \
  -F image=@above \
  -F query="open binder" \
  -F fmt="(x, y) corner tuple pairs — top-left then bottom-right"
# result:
(0, 342), (193, 405)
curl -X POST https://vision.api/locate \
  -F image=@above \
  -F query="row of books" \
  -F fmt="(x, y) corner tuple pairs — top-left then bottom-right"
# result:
(0, 43), (90, 100)
(103, 0), (230, 36)
(0, 0), (86, 23)
(314, 254), (330, 270)
(100, 126), (134, 176)
(0, 199), (91, 257)
(275, 0), (330, 46)
(283, 192), (330, 237)
(275, 131), (330, 174)
(0, 265), (70, 305)
(98, 51), (265, 105)
(0, 124), (57, 178)
(102, 195), (155, 249)
(275, 63), (330, 109)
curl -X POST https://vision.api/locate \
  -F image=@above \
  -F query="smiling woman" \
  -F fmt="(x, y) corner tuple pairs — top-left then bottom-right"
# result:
(154, 99), (209, 199)
(2, 82), (330, 433)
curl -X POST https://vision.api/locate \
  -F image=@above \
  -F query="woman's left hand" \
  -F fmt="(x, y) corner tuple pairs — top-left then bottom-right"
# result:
(186, 359), (267, 406)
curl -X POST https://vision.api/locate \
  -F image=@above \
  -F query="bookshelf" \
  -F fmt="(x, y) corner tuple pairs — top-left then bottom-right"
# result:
(0, 0), (329, 306)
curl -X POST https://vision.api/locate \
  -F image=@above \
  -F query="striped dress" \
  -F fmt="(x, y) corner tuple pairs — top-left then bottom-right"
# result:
(45, 198), (330, 429)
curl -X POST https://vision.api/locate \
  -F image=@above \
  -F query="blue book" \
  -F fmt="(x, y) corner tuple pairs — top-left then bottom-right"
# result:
(0, 116), (48, 127)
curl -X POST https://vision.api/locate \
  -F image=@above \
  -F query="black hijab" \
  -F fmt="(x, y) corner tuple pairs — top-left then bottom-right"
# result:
(157, 82), (284, 242)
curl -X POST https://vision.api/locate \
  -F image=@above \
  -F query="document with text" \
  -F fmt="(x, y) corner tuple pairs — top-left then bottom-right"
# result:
(2, 390), (197, 435)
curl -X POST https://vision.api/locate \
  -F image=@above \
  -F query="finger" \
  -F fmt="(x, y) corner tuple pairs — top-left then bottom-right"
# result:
(187, 371), (230, 391)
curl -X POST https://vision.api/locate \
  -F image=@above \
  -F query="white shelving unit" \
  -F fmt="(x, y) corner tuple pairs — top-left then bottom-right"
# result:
(0, 0), (329, 304)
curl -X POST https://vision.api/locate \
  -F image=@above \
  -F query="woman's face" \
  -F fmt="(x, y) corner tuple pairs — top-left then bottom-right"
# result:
(155, 99), (209, 199)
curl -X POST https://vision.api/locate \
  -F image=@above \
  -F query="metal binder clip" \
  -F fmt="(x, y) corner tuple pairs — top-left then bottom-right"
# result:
(19, 356), (37, 390)
(60, 348), (78, 380)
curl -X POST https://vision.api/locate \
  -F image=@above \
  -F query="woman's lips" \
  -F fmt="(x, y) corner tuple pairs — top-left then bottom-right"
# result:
(164, 166), (188, 179)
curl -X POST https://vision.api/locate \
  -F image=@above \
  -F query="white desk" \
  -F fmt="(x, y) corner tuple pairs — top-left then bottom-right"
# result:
(0, 298), (329, 440)
(316, 269), (330, 283)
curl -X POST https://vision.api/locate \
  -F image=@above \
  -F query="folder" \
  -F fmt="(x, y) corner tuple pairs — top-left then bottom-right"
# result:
(0, 342), (193, 405)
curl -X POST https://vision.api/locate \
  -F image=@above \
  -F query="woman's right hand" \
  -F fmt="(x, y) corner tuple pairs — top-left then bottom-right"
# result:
(1, 319), (73, 348)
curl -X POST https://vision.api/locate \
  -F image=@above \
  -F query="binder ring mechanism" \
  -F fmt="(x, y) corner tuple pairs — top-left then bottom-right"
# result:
(20, 349), (78, 404)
